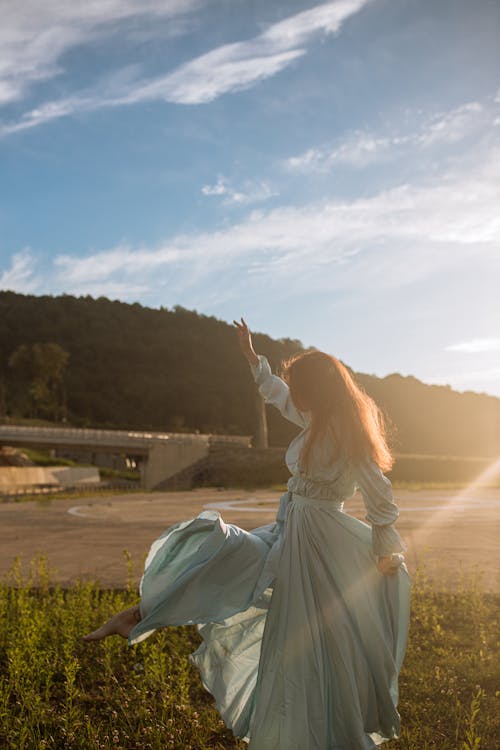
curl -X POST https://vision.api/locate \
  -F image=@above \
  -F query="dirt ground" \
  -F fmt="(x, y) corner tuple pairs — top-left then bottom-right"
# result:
(1, 486), (498, 593)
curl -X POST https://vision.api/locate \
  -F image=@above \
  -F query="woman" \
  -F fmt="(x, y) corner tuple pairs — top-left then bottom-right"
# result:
(83, 318), (411, 750)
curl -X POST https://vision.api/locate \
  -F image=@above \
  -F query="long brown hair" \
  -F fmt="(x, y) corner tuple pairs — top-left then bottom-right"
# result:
(280, 349), (395, 474)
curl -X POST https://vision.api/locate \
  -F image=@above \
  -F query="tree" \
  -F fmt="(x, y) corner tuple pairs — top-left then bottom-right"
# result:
(8, 342), (70, 420)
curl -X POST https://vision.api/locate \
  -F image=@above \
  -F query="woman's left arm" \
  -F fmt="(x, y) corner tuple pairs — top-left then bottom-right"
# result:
(353, 456), (408, 560)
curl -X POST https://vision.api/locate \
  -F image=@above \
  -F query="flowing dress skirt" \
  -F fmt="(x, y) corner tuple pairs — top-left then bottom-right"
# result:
(128, 490), (411, 750)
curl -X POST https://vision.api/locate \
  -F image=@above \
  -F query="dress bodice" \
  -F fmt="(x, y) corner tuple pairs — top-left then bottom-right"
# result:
(284, 428), (357, 501)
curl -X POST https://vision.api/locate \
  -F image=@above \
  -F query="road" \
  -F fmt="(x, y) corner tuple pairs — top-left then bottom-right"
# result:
(1, 486), (498, 592)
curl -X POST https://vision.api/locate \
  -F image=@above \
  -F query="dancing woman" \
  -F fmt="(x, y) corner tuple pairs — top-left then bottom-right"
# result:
(83, 318), (411, 750)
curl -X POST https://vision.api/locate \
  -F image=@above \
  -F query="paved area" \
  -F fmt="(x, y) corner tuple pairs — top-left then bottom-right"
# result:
(1, 486), (498, 592)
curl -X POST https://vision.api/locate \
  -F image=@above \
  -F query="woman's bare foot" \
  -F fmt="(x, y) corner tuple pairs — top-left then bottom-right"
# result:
(82, 604), (141, 642)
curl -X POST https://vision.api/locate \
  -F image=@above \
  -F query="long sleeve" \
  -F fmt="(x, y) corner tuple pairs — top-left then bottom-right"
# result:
(353, 456), (407, 557)
(248, 354), (311, 429)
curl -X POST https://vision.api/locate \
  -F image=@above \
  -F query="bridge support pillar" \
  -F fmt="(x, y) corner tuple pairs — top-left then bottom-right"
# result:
(141, 438), (211, 490)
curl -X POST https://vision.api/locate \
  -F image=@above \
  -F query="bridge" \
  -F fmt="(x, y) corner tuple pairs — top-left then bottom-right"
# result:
(0, 424), (252, 490)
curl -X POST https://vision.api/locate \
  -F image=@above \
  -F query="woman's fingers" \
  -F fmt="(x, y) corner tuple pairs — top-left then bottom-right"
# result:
(233, 317), (250, 337)
(233, 318), (252, 357)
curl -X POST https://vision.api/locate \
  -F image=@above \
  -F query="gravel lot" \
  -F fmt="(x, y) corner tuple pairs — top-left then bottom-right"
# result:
(1, 486), (498, 592)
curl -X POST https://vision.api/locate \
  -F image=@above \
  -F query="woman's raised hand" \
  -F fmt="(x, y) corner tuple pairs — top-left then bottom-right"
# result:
(233, 317), (259, 365)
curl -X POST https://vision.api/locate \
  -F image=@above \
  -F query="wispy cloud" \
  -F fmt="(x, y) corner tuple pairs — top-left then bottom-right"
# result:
(0, 0), (200, 107)
(286, 133), (393, 171)
(412, 101), (484, 148)
(113, 0), (372, 105)
(445, 338), (500, 353)
(284, 101), (486, 172)
(6, 143), (497, 303)
(1, 0), (371, 136)
(0, 249), (39, 293)
(201, 175), (279, 205)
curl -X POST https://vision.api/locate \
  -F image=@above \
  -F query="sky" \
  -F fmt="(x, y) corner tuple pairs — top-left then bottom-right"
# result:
(0, 0), (499, 397)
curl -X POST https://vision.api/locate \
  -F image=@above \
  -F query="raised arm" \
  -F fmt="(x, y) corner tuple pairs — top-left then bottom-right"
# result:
(233, 317), (310, 429)
(353, 456), (407, 559)
(248, 353), (310, 429)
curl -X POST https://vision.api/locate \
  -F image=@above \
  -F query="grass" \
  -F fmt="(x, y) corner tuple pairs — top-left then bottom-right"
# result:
(20, 448), (140, 482)
(1, 486), (143, 505)
(98, 467), (141, 482)
(0, 554), (498, 750)
(21, 448), (79, 468)
(390, 480), (500, 490)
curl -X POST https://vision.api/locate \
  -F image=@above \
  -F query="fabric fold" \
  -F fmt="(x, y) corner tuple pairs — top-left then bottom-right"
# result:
(128, 494), (292, 647)
(371, 523), (408, 557)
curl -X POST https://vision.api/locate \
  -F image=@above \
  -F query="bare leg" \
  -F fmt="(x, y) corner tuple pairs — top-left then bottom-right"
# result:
(81, 604), (141, 642)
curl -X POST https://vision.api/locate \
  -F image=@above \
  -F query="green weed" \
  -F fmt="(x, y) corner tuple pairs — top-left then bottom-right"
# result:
(0, 553), (498, 749)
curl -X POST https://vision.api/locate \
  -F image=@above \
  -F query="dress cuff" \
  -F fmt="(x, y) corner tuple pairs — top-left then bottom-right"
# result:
(372, 523), (408, 557)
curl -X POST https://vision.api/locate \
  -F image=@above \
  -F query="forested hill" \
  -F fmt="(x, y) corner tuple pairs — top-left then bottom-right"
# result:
(0, 290), (498, 458)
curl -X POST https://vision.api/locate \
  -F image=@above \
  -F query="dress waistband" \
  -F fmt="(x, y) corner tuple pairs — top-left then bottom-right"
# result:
(289, 491), (345, 511)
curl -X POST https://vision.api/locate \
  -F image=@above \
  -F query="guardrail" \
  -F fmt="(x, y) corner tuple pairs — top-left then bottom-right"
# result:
(0, 425), (252, 451)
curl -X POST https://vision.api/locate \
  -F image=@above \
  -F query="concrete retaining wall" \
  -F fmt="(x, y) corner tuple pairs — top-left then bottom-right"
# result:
(156, 446), (500, 491)
(0, 466), (100, 488)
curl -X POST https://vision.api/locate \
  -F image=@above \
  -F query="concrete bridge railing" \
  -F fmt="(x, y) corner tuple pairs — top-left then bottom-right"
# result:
(0, 425), (252, 490)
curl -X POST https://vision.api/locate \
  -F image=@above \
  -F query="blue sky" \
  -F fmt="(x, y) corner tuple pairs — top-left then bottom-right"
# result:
(1, 0), (499, 397)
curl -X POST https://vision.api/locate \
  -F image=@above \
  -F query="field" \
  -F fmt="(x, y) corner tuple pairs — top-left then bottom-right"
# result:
(1, 485), (499, 748)
(0, 553), (498, 750)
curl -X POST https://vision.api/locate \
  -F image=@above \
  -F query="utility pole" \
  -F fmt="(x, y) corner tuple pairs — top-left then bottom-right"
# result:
(0, 376), (5, 418)
(254, 390), (268, 448)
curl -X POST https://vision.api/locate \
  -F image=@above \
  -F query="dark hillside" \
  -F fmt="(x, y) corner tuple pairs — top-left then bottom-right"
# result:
(0, 291), (498, 457)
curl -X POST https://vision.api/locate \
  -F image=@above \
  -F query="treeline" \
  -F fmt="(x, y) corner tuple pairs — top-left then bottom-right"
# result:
(0, 290), (498, 458)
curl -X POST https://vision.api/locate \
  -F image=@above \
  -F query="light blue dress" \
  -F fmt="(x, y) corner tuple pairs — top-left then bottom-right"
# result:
(128, 354), (411, 750)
